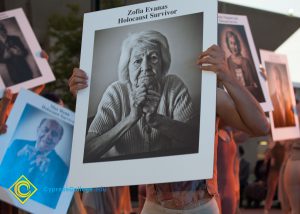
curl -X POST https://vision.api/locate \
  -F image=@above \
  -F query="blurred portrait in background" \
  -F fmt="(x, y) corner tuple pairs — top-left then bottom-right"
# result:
(265, 62), (295, 128)
(218, 25), (265, 103)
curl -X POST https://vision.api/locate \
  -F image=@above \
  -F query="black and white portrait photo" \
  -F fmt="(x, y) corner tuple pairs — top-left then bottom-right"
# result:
(0, 17), (41, 87)
(0, 9), (55, 98)
(69, 0), (218, 187)
(85, 13), (203, 163)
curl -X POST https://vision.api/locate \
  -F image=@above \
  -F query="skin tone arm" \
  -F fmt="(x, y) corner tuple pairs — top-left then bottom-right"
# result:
(0, 89), (12, 134)
(85, 82), (151, 160)
(197, 45), (270, 136)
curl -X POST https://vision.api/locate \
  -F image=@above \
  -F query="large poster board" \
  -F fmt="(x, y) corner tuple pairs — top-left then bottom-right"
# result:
(69, 0), (218, 187)
(0, 8), (55, 98)
(0, 90), (74, 214)
(218, 13), (273, 112)
(260, 50), (300, 141)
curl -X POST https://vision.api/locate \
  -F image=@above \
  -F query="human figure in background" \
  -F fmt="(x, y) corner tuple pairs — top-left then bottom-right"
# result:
(233, 130), (251, 212)
(0, 23), (33, 86)
(217, 127), (249, 214)
(264, 141), (285, 214)
(233, 144), (240, 214)
(244, 149), (269, 208)
(282, 102), (300, 214)
(217, 126), (238, 214)
(0, 88), (12, 134)
(278, 140), (292, 214)
(138, 185), (147, 213)
(238, 146), (250, 208)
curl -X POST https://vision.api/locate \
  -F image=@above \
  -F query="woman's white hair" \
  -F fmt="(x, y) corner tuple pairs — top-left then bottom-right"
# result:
(118, 30), (171, 82)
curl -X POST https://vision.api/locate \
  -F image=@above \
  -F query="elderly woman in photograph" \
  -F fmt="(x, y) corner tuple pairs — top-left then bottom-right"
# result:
(84, 30), (198, 162)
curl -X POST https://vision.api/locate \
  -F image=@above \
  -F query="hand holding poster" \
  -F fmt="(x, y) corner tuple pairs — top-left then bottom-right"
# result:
(0, 8), (55, 98)
(260, 50), (300, 141)
(69, 0), (218, 187)
(0, 89), (74, 214)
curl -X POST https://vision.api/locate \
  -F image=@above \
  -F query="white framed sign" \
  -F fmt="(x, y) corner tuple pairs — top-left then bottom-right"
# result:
(260, 50), (300, 141)
(69, 0), (218, 187)
(218, 13), (273, 112)
(0, 8), (55, 98)
(0, 89), (74, 214)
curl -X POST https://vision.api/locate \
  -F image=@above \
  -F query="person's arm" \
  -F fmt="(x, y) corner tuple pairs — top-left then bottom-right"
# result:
(239, 161), (250, 184)
(197, 45), (270, 136)
(85, 83), (151, 161)
(0, 89), (12, 134)
(85, 114), (139, 161)
(69, 69), (148, 161)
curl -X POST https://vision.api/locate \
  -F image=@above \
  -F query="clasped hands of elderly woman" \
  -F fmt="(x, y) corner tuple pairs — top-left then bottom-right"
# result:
(130, 83), (161, 127)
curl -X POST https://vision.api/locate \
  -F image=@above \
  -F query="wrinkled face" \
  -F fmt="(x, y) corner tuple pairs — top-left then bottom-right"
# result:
(228, 36), (239, 55)
(128, 43), (163, 90)
(36, 120), (63, 153)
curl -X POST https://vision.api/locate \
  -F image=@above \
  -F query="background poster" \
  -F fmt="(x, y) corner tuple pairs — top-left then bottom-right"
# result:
(0, 89), (74, 214)
(218, 13), (273, 112)
(260, 49), (300, 141)
(69, 0), (218, 187)
(0, 8), (55, 98)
